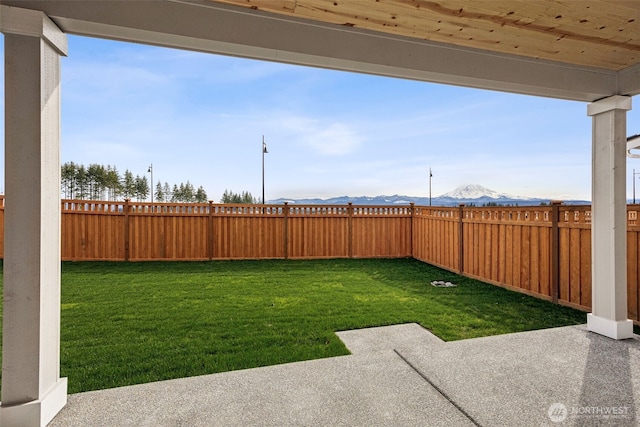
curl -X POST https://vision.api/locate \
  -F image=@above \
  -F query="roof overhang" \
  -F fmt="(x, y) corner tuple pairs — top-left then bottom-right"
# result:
(0, 0), (637, 102)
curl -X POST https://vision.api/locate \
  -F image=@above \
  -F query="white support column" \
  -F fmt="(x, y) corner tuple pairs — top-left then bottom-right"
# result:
(587, 95), (634, 340)
(0, 6), (68, 426)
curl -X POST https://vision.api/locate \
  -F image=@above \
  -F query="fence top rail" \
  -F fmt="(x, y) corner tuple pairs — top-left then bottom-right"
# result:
(463, 206), (553, 224)
(212, 204), (285, 216)
(286, 204), (413, 217)
(626, 206), (640, 231)
(54, 199), (419, 217)
(352, 205), (413, 216)
(17, 199), (640, 229)
(62, 200), (126, 214)
(413, 207), (460, 221)
(557, 205), (592, 227)
(288, 205), (349, 216)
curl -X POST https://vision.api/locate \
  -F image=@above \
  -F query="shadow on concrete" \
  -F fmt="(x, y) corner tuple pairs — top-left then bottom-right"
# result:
(574, 332), (637, 426)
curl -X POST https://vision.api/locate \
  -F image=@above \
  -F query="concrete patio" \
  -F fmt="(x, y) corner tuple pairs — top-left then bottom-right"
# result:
(48, 323), (639, 426)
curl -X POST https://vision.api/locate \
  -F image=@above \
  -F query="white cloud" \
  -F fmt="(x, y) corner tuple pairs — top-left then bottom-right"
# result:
(277, 115), (364, 156)
(302, 123), (363, 156)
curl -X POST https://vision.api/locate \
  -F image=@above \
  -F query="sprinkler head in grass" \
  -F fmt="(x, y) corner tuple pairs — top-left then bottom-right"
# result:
(431, 280), (457, 287)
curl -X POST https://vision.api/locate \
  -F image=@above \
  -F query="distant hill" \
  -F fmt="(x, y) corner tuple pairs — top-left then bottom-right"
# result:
(269, 184), (590, 206)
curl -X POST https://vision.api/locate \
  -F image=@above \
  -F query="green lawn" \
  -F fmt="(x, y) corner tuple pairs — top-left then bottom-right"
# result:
(7, 258), (589, 393)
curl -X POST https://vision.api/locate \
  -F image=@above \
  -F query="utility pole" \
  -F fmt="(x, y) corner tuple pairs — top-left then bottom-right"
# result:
(262, 136), (268, 204)
(429, 167), (433, 206)
(148, 163), (153, 203)
(634, 168), (640, 204)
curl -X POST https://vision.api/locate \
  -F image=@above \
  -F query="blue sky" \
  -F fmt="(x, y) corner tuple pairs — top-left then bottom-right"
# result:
(2, 33), (640, 202)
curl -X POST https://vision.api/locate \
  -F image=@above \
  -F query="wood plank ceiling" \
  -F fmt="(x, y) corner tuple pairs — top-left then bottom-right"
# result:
(211, 0), (640, 71)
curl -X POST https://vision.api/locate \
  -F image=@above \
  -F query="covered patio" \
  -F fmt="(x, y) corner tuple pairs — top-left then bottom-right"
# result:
(0, 1), (639, 425)
(49, 324), (640, 426)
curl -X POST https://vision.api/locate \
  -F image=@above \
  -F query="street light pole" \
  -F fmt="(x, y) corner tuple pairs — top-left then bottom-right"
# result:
(429, 167), (433, 206)
(262, 136), (268, 204)
(634, 168), (640, 204)
(148, 163), (153, 204)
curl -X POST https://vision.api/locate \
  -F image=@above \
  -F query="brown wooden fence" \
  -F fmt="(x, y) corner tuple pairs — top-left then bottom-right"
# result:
(55, 199), (412, 261)
(3, 196), (640, 322)
(411, 202), (640, 323)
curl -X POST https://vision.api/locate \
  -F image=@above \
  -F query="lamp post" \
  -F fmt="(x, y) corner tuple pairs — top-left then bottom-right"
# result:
(634, 168), (640, 204)
(629, 134), (640, 204)
(429, 167), (433, 206)
(262, 136), (268, 204)
(148, 163), (153, 204)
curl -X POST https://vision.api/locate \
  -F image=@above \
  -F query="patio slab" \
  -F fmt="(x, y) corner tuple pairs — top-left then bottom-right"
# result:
(48, 323), (640, 426)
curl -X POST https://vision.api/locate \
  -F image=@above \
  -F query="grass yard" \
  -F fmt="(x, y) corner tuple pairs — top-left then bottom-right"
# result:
(7, 258), (588, 393)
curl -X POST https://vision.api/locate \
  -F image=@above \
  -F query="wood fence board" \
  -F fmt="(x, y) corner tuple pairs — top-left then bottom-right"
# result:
(505, 225), (513, 287)
(530, 226), (540, 294)
(569, 228), (582, 305)
(521, 227), (531, 292)
(559, 228), (570, 302)
(539, 227), (551, 297)
(481, 223), (489, 280)
(496, 224), (507, 283)
(636, 231), (640, 322)
(513, 225), (522, 290)
(580, 229), (592, 308)
(628, 232), (638, 320)
(471, 217), (479, 274)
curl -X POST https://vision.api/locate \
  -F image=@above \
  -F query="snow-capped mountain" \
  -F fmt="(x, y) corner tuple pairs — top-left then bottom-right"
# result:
(269, 185), (589, 206)
(440, 184), (533, 201)
(441, 184), (511, 200)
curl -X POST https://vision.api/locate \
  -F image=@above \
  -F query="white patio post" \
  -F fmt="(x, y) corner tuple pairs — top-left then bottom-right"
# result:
(0, 6), (68, 426)
(587, 95), (634, 340)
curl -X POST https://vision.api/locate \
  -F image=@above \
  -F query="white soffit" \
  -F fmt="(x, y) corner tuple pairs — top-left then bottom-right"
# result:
(0, 0), (635, 101)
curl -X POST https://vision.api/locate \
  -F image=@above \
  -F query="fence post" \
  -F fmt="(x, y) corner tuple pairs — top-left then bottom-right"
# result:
(208, 200), (214, 260)
(348, 202), (354, 258)
(410, 202), (415, 257)
(458, 204), (465, 274)
(124, 198), (130, 261)
(551, 200), (562, 304)
(283, 202), (289, 259)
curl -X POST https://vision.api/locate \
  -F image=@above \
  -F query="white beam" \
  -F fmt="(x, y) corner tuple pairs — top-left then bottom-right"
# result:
(0, 5), (68, 426)
(619, 63), (640, 98)
(0, 0), (618, 102)
(587, 95), (633, 340)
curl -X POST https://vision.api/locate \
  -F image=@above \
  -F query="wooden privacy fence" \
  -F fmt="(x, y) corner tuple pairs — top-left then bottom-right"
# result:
(412, 202), (640, 323)
(2, 197), (640, 322)
(56, 199), (412, 261)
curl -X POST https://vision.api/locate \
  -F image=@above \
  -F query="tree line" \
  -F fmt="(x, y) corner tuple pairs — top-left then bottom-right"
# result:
(220, 189), (259, 204)
(61, 162), (208, 203)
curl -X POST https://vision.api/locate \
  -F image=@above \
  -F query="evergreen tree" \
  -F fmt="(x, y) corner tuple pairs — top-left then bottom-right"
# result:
(61, 162), (77, 199)
(87, 163), (106, 200)
(221, 189), (257, 204)
(195, 186), (207, 203)
(122, 170), (135, 199)
(59, 162), (208, 202)
(177, 183), (186, 202)
(183, 181), (195, 202)
(134, 175), (149, 202)
(105, 166), (121, 201)
(171, 184), (179, 202)
(163, 182), (172, 202)
(76, 165), (88, 200)
(155, 182), (165, 202)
